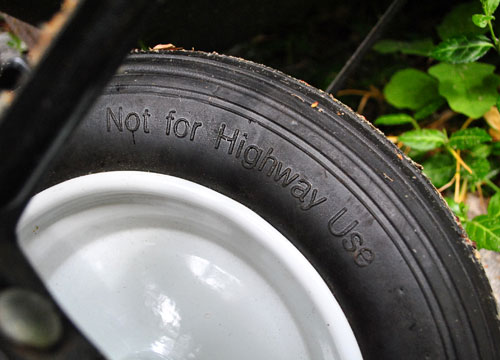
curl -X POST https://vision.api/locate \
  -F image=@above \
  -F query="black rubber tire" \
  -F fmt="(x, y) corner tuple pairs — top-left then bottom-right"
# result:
(40, 51), (499, 359)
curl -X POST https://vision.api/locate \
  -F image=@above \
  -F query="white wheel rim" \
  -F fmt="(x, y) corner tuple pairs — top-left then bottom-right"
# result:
(17, 171), (362, 360)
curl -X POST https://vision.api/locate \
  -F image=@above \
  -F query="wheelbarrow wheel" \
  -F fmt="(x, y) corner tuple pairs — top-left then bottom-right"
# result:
(17, 52), (500, 359)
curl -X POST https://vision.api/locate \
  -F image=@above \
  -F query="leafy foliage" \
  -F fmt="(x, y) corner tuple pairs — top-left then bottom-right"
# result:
(470, 143), (493, 158)
(466, 215), (500, 251)
(399, 129), (447, 151)
(445, 197), (469, 222)
(464, 156), (491, 182)
(446, 193), (500, 251)
(449, 128), (492, 149)
(431, 35), (493, 64)
(414, 98), (446, 120)
(437, 2), (486, 40)
(472, 14), (495, 28)
(492, 141), (500, 155)
(422, 154), (455, 188)
(428, 63), (500, 118)
(466, 193), (500, 251)
(384, 69), (440, 110)
(373, 39), (434, 56)
(374, 113), (416, 126)
(369, 0), (500, 252)
(488, 191), (500, 217)
(480, 0), (500, 16)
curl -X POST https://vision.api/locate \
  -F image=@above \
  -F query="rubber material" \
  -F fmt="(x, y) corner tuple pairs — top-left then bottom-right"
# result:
(38, 51), (500, 359)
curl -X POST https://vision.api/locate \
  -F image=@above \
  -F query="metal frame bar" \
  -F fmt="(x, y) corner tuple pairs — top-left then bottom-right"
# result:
(0, 0), (164, 357)
(325, 0), (407, 94)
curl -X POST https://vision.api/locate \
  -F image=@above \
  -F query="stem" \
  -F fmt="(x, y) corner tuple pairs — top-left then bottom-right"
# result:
(438, 174), (456, 192)
(477, 183), (486, 213)
(447, 146), (473, 174)
(459, 177), (468, 203)
(488, 20), (500, 51)
(454, 159), (461, 203)
(428, 110), (458, 130)
(336, 89), (369, 96)
(485, 178), (500, 193)
(460, 117), (476, 130)
(357, 94), (370, 114)
(410, 117), (421, 130)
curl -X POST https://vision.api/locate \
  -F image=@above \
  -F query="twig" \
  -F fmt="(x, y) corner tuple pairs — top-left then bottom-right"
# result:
(438, 174), (456, 192)
(336, 86), (383, 115)
(459, 177), (468, 203)
(460, 117), (476, 130)
(428, 110), (458, 129)
(448, 147), (473, 174)
(358, 94), (370, 114)
(454, 154), (461, 203)
(336, 89), (369, 96)
(326, 0), (408, 93)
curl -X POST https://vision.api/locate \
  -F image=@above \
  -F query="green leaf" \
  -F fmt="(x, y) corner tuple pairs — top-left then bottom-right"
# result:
(428, 62), (500, 118)
(384, 69), (440, 111)
(414, 97), (446, 120)
(449, 128), (492, 149)
(445, 197), (469, 222)
(431, 35), (493, 64)
(470, 144), (492, 158)
(465, 214), (500, 251)
(472, 14), (495, 28)
(373, 39), (434, 56)
(481, 0), (500, 16)
(137, 40), (149, 51)
(422, 153), (455, 187)
(399, 129), (447, 151)
(463, 156), (491, 182)
(488, 192), (500, 217)
(492, 141), (500, 155)
(374, 113), (416, 126)
(407, 148), (428, 163)
(437, 2), (487, 40)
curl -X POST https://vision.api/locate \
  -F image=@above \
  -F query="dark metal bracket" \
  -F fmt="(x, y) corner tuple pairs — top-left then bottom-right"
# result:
(0, 0), (164, 357)
(325, 0), (407, 94)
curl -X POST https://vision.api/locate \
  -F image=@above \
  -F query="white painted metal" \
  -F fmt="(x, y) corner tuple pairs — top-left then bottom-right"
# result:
(17, 171), (362, 360)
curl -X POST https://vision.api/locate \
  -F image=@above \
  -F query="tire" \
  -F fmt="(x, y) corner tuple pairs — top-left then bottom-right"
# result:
(35, 51), (499, 359)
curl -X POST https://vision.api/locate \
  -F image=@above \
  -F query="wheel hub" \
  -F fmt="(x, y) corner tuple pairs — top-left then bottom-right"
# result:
(17, 171), (362, 360)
